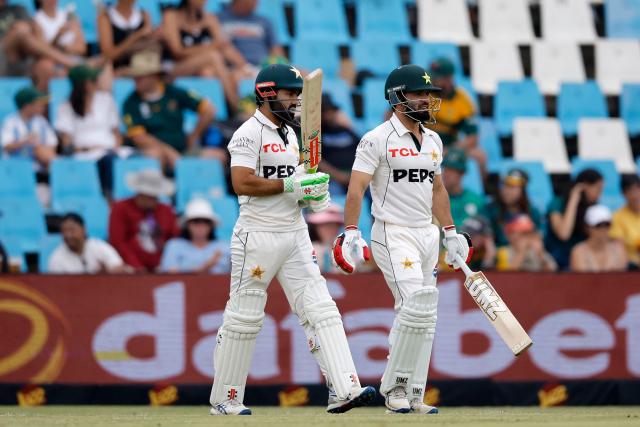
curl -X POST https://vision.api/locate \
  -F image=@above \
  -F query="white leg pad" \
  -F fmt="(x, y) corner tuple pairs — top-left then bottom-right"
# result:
(210, 288), (267, 405)
(409, 324), (436, 402)
(380, 287), (438, 396)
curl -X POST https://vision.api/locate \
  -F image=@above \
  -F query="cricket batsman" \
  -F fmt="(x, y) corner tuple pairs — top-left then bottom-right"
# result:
(209, 64), (375, 415)
(332, 64), (473, 414)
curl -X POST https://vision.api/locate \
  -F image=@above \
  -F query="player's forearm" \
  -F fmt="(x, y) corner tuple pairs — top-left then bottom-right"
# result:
(232, 174), (284, 196)
(344, 186), (364, 228)
(432, 183), (454, 226)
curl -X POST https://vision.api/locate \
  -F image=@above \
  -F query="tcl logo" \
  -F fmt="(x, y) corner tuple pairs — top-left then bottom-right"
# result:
(393, 169), (435, 183)
(263, 143), (288, 153)
(389, 148), (419, 157)
(263, 165), (295, 178)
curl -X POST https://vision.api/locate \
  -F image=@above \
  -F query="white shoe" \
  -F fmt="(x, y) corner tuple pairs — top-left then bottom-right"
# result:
(326, 386), (376, 414)
(410, 399), (439, 414)
(382, 386), (411, 414)
(210, 399), (252, 415)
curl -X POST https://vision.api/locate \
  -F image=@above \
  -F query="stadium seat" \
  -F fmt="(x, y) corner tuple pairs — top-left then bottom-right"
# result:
(355, 0), (411, 42)
(361, 78), (388, 131)
(113, 78), (135, 110)
(498, 160), (554, 214)
(620, 84), (640, 136)
(478, 118), (503, 173)
(479, 0), (534, 42)
(578, 119), (637, 173)
(9, 0), (35, 14)
(53, 196), (109, 240)
(137, 0), (164, 26)
(0, 236), (26, 271)
(0, 77), (30, 122)
(417, 0), (474, 43)
(463, 159), (484, 195)
(637, 157), (640, 174)
(58, 0), (98, 43)
(557, 82), (608, 136)
(456, 77), (479, 110)
(208, 195), (239, 242)
(605, 0), (640, 38)
(113, 157), (162, 201)
(38, 233), (62, 273)
(571, 158), (621, 198)
(471, 42), (524, 94)
(0, 159), (37, 200)
(513, 118), (571, 173)
(50, 158), (102, 207)
(596, 40), (640, 95)
(0, 197), (47, 253)
(323, 78), (355, 119)
(541, 0), (597, 42)
(174, 77), (228, 121)
(48, 77), (71, 123)
(294, 0), (350, 42)
(494, 80), (546, 136)
(290, 41), (341, 77)
(238, 78), (255, 99)
(256, 0), (291, 44)
(412, 42), (464, 78)
(176, 158), (227, 212)
(351, 40), (401, 76)
(531, 42), (586, 95)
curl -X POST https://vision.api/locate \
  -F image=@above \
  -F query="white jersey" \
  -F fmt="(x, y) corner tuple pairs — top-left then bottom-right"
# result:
(227, 109), (306, 232)
(352, 113), (444, 228)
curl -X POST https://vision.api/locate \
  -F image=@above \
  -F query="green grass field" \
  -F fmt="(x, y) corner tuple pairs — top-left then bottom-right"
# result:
(1, 406), (639, 427)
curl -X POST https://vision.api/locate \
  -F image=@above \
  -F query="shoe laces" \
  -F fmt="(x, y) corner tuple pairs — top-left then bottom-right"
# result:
(389, 386), (407, 399)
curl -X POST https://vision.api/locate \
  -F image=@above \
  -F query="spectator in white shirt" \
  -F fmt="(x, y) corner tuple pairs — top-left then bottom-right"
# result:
(55, 64), (130, 196)
(1, 86), (57, 170)
(48, 213), (132, 274)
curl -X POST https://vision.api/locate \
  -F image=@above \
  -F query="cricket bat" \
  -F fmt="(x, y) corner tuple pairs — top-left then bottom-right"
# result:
(454, 254), (533, 356)
(300, 68), (323, 173)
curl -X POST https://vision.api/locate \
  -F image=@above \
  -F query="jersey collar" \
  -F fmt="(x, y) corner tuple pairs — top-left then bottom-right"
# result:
(390, 113), (427, 137)
(254, 109), (279, 130)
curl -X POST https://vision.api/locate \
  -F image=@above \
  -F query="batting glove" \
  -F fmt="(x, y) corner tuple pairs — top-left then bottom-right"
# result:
(283, 172), (330, 201)
(308, 193), (331, 212)
(442, 225), (473, 271)
(332, 225), (371, 274)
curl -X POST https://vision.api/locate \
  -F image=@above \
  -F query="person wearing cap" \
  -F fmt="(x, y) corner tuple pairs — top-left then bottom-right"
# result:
(495, 214), (557, 272)
(426, 57), (486, 177)
(442, 147), (486, 227)
(570, 205), (627, 272)
(160, 197), (230, 274)
(487, 168), (543, 247)
(609, 175), (640, 268)
(458, 215), (496, 271)
(122, 50), (215, 171)
(307, 204), (347, 273)
(108, 168), (180, 272)
(1, 85), (57, 169)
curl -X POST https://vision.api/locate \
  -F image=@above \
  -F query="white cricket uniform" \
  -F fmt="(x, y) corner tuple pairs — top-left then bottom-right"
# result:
(352, 113), (443, 402)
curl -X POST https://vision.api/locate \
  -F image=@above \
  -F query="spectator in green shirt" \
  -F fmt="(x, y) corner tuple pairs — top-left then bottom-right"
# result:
(122, 50), (215, 171)
(442, 148), (486, 226)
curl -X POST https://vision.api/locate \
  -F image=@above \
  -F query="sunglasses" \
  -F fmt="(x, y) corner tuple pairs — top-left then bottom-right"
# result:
(593, 222), (611, 228)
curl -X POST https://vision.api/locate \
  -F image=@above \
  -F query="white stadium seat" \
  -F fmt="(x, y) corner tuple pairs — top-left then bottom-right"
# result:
(541, 0), (597, 42)
(417, 0), (474, 43)
(596, 39), (640, 95)
(578, 119), (637, 173)
(479, 0), (534, 43)
(471, 42), (524, 94)
(532, 42), (586, 95)
(513, 118), (571, 173)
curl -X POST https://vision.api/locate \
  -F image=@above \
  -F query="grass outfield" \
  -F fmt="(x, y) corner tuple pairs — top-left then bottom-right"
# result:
(1, 406), (640, 427)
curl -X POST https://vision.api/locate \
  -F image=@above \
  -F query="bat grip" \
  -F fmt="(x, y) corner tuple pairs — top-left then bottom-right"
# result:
(454, 254), (475, 278)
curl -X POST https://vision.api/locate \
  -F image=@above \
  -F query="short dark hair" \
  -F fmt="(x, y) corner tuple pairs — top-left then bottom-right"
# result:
(621, 175), (640, 193)
(61, 212), (85, 227)
(575, 168), (603, 185)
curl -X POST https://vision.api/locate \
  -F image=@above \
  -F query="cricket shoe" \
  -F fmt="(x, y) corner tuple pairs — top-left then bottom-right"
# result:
(410, 400), (439, 414)
(382, 386), (411, 414)
(326, 386), (376, 414)
(210, 399), (252, 415)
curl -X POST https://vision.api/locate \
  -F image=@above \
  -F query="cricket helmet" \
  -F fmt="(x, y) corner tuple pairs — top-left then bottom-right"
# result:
(384, 64), (441, 101)
(255, 64), (304, 101)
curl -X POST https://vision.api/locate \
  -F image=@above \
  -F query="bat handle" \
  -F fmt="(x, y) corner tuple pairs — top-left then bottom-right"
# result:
(454, 254), (475, 278)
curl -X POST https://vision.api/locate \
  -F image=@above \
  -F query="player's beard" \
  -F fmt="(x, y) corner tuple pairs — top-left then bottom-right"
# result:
(270, 99), (299, 127)
(404, 108), (431, 123)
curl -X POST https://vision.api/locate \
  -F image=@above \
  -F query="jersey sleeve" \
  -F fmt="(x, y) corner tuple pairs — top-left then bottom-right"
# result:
(122, 96), (146, 137)
(352, 133), (380, 175)
(228, 125), (260, 169)
(0, 117), (16, 147)
(174, 86), (204, 112)
(432, 132), (444, 175)
(54, 102), (73, 134)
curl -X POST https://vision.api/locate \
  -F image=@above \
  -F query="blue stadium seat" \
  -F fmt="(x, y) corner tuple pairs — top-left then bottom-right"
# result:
(323, 78), (355, 119)
(361, 78), (388, 131)
(59, 0), (98, 43)
(557, 82), (608, 136)
(174, 77), (228, 123)
(462, 159), (484, 195)
(294, 0), (349, 42)
(637, 156), (640, 173)
(238, 78), (255, 99)
(50, 158), (102, 208)
(48, 77), (71, 123)
(204, 0), (224, 13)
(290, 41), (341, 77)
(9, 0), (34, 14)
(355, 0), (411, 42)
(606, 0), (640, 38)
(0, 77), (30, 122)
(0, 197), (47, 252)
(208, 195), (239, 241)
(494, 80), (546, 136)
(498, 160), (553, 214)
(413, 42), (463, 77)
(456, 76), (479, 110)
(113, 157), (162, 200)
(571, 158), (621, 198)
(256, 0), (291, 44)
(621, 83), (640, 136)
(0, 159), (37, 200)
(54, 197), (110, 240)
(38, 233), (62, 273)
(137, 0), (163, 26)
(351, 40), (400, 76)
(176, 158), (227, 212)
(478, 119), (503, 173)
(113, 78), (135, 111)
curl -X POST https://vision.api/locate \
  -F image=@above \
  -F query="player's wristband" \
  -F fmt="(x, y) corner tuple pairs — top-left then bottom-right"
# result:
(442, 225), (457, 238)
(345, 225), (358, 231)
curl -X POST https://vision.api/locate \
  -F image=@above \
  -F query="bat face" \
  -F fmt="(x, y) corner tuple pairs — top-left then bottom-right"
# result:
(301, 69), (323, 174)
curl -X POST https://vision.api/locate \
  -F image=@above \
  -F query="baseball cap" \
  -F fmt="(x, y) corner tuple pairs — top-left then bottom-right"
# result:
(307, 204), (343, 225)
(429, 57), (455, 79)
(503, 168), (529, 187)
(442, 148), (467, 172)
(460, 215), (492, 236)
(14, 86), (49, 109)
(184, 197), (219, 224)
(585, 204), (612, 227)
(504, 214), (535, 234)
(68, 64), (101, 84)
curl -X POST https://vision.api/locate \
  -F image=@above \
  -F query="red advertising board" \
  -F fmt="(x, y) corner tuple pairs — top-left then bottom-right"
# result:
(1, 273), (639, 385)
